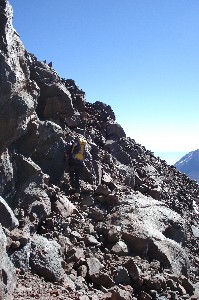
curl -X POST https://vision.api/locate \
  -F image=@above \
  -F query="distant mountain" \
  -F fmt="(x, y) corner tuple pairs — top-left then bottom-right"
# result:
(174, 149), (199, 182)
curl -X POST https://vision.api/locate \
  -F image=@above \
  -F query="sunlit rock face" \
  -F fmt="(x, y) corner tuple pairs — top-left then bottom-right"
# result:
(0, 0), (39, 152)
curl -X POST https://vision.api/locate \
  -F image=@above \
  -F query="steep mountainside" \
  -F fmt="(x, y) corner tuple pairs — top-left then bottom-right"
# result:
(175, 150), (199, 183)
(0, 1), (199, 299)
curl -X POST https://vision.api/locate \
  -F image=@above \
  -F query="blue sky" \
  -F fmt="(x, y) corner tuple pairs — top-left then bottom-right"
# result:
(9, 0), (199, 163)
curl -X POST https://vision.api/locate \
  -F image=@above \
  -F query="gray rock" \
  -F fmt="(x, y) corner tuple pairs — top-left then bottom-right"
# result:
(30, 234), (65, 282)
(38, 82), (74, 120)
(86, 257), (104, 277)
(13, 155), (51, 230)
(111, 241), (129, 256)
(92, 101), (115, 121)
(29, 58), (74, 121)
(52, 193), (77, 218)
(16, 120), (66, 185)
(77, 265), (88, 278)
(112, 193), (189, 276)
(85, 235), (101, 247)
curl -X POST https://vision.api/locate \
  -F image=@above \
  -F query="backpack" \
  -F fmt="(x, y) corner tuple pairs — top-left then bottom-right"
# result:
(71, 138), (87, 161)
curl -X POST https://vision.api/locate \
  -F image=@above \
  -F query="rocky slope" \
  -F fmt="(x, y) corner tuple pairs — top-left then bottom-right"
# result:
(175, 150), (199, 183)
(0, 1), (199, 299)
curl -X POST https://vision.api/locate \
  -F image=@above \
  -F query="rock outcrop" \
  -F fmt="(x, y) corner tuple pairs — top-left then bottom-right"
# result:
(0, 0), (199, 299)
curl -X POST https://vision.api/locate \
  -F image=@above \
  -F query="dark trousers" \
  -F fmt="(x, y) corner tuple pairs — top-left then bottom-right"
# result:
(68, 158), (83, 193)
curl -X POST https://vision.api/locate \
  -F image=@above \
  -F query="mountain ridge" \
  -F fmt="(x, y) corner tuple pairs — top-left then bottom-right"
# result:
(175, 149), (199, 182)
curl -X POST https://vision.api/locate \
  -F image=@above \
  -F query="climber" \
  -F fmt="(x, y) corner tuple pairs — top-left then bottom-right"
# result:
(64, 136), (88, 198)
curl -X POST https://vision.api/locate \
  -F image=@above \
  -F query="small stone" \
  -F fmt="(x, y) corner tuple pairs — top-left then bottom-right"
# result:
(111, 241), (129, 256)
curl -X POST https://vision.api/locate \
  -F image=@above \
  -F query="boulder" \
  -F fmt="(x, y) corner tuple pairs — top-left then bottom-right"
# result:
(111, 241), (129, 256)
(30, 234), (65, 282)
(15, 120), (66, 185)
(13, 156), (51, 230)
(38, 82), (74, 120)
(86, 257), (104, 277)
(107, 193), (189, 275)
(51, 193), (77, 218)
(29, 60), (74, 121)
(85, 235), (101, 247)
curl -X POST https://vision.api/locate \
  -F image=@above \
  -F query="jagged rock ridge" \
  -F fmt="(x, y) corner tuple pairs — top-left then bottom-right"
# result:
(0, 0), (199, 299)
(175, 149), (199, 183)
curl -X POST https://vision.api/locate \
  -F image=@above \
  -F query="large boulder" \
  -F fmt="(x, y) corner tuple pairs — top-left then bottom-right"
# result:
(15, 120), (66, 184)
(29, 234), (65, 282)
(29, 60), (74, 121)
(0, 224), (16, 300)
(107, 193), (189, 276)
(0, 0), (39, 152)
(13, 155), (51, 230)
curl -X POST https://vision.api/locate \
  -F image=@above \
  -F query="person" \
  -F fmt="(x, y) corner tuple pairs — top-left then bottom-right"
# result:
(64, 136), (88, 198)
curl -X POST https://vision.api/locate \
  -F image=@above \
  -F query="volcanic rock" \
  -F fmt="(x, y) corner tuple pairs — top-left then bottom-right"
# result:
(0, 1), (199, 299)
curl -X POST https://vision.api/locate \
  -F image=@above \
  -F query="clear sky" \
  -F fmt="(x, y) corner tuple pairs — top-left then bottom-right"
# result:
(9, 0), (199, 162)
